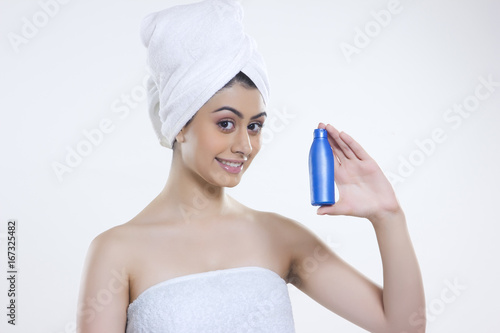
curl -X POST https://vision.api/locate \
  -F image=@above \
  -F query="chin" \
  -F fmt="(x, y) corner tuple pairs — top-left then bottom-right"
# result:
(223, 179), (241, 188)
(210, 172), (243, 188)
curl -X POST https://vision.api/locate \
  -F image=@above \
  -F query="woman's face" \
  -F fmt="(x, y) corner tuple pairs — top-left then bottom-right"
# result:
(175, 83), (267, 188)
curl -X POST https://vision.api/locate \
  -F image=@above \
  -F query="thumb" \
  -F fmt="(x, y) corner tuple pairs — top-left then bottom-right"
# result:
(316, 203), (341, 216)
(316, 198), (352, 216)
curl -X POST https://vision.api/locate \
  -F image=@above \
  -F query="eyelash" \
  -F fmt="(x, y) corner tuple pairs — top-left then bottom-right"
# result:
(217, 119), (264, 134)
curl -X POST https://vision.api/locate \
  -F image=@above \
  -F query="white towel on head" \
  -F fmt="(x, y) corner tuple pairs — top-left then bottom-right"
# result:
(140, 0), (270, 149)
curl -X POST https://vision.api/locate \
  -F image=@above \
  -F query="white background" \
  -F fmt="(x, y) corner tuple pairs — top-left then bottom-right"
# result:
(1, 0), (499, 332)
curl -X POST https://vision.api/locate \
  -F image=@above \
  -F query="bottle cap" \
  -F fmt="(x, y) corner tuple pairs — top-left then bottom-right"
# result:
(313, 128), (328, 138)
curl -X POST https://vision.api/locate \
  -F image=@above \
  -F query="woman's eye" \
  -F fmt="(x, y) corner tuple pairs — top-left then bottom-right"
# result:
(218, 120), (235, 131)
(248, 122), (263, 133)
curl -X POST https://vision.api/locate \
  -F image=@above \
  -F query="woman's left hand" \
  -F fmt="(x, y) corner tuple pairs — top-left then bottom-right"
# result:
(316, 123), (402, 224)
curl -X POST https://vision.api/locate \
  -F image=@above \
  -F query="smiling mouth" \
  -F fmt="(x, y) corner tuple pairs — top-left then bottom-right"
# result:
(215, 158), (245, 174)
(216, 158), (244, 167)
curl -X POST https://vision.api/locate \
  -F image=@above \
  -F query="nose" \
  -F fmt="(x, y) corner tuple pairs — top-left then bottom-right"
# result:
(231, 128), (252, 157)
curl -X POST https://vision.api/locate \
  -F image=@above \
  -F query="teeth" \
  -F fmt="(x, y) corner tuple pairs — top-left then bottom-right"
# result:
(218, 159), (243, 167)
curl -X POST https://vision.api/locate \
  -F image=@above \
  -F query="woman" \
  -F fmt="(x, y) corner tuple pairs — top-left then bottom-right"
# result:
(77, 1), (425, 332)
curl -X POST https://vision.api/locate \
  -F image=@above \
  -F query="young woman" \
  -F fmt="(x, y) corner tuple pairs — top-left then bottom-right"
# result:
(77, 1), (425, 332)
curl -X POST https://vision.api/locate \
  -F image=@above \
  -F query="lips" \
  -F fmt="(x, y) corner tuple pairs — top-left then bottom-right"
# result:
(215, 157), (245, 174)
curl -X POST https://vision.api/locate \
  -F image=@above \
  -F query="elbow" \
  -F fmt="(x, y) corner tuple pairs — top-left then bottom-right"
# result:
(375, 326), (426, 333)
(374, 313), (426, 333)
(389, 317), (427, 333)
(407, 308), (427, 333)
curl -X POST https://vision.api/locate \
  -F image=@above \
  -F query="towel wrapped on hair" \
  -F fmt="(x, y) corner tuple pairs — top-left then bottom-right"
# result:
(140, 0), (270, 149)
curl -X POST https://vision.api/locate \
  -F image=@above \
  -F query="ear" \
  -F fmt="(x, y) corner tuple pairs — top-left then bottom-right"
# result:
(175, 128), (186, 144)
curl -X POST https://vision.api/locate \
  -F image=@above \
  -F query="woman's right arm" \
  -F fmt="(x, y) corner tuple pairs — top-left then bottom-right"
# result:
(77, 229), (130, 333)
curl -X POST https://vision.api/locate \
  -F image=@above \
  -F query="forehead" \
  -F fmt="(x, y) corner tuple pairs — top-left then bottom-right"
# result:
(200, 84), (265, 116)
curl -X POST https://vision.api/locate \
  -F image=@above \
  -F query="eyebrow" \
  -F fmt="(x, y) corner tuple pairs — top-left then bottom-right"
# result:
(212, 106), (267, 120)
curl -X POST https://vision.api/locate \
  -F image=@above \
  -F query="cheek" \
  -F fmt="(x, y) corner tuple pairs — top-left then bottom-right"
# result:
(201, 129), (228, 155)
(185, 126), (225, 162)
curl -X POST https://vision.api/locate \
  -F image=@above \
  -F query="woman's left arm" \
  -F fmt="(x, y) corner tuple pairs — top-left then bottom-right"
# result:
(289, 123), (425, 333)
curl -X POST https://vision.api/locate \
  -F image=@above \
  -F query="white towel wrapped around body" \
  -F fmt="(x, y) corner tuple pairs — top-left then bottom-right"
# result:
(125, 266), (295, 332)
(140, 0), (270, 149)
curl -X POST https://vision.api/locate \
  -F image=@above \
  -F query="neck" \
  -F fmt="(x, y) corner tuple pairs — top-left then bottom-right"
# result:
(157, 149), (232, 223)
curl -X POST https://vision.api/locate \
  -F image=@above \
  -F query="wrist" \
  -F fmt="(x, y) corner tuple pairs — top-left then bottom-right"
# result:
(368, 206), (406, 229)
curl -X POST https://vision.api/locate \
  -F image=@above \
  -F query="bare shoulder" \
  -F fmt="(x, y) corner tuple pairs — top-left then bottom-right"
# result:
(264, 210), (332, 249)
(85, 222), (142, 270)
(89, 223), (133, 252)
(254, 210), (320, 242)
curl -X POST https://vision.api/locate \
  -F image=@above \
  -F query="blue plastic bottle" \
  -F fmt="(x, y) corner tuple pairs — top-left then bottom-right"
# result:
(309, 128), (335, 206)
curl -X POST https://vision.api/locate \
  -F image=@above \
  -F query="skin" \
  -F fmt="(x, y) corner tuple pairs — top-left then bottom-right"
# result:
(77, 83), (426, 333)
